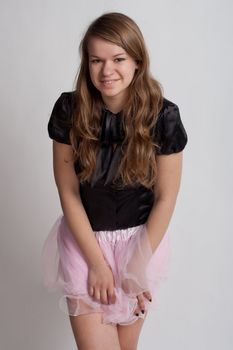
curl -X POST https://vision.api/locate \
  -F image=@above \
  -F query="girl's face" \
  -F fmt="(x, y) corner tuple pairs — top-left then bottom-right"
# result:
(87, 36), (138, 110)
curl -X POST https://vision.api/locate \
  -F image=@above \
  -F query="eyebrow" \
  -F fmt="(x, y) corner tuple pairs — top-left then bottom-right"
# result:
(89, 53), (126, 58)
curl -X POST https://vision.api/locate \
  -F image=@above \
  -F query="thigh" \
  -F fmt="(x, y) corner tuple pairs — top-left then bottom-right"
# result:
(117, 311), (148, 350)
(69, 309), (121, 350)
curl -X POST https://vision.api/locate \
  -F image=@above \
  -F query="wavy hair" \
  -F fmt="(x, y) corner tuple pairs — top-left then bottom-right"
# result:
(70, 12), (164, 189)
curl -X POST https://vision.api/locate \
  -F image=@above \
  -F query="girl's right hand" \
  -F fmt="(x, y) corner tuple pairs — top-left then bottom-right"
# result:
(87, 262), (116, 305)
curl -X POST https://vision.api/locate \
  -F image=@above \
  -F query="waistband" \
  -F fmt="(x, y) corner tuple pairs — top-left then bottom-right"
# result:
(94, 224), (144, 242)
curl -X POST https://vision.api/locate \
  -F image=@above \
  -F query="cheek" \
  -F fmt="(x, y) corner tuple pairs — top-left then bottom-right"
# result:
(123, 65), (137, 80)
(89, 67), (98, 83)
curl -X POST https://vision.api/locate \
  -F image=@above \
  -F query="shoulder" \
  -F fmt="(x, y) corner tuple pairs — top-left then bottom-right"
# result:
(52, 91), (76, 114)
(158, 97), (180, 118)
(47, 91), (76, 144)
(153, 97), (188, 155)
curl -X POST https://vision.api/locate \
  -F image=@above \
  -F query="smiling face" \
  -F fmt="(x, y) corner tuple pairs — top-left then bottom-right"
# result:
(87, 36), (138, 112)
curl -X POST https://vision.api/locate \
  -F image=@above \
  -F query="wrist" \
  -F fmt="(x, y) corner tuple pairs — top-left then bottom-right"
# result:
(87, 255), (107, 269)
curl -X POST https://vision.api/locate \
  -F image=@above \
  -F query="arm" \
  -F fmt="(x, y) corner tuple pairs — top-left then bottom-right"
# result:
(53, 140), (117, 304)
(52, 140), (107, 268)
(124, 152), (184, 312)
(145, 151), (183, 253)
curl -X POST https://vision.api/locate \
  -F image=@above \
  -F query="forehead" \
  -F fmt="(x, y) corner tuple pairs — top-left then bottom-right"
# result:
(87, 36), (126, 57)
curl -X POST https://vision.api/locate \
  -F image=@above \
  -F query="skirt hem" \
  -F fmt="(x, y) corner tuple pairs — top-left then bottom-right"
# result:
(41, 214), (171, 325)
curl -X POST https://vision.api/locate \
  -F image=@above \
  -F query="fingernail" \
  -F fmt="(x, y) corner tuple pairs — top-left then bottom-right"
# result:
(141, 309), (145, 314)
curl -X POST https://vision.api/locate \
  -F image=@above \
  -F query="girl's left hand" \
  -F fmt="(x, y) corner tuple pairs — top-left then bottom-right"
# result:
(134, 291), (152, 316)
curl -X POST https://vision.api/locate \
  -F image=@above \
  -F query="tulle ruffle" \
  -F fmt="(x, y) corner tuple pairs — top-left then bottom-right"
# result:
(40, 214), (170, 326)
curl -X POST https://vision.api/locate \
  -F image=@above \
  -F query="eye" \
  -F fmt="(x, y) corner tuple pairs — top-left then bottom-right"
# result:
(90, 59), (101, 64)
(114, 58), (125, 62)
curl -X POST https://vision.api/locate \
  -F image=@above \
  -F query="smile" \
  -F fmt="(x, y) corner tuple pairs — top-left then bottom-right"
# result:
(101, 79), (119, 86)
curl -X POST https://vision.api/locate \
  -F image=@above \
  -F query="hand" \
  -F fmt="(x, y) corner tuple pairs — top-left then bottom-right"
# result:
(87, 262), (116, 305)
(134, 291), (152, 317)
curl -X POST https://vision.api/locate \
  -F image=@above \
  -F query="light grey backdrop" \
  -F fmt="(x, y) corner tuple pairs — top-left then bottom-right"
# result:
(1, 0), (232, 349)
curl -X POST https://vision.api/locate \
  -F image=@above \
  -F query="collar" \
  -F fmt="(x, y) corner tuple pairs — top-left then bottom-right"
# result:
(99, 109), (125, 145)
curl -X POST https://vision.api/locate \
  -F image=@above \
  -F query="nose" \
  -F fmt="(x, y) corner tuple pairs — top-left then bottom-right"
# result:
(102, 60), (114, 76)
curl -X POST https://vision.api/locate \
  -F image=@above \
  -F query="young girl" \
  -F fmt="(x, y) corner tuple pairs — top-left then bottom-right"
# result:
(41, 12), (188, 350)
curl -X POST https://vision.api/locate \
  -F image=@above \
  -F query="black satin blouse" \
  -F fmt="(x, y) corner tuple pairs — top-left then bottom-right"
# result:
(48, 91), (188, 231)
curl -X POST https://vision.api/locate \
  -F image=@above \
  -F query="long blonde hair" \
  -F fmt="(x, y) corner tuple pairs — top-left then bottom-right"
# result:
(70, 12), (164, 189)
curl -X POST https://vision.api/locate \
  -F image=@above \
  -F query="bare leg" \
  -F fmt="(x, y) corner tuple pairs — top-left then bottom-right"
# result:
(117, 311), (148, 350)
(69, 310), (121, 350)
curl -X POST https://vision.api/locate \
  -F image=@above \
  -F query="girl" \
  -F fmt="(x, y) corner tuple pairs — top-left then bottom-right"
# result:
(41, 12), (188, 350)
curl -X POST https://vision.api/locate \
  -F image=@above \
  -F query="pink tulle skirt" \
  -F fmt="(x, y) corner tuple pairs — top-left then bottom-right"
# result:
(40, 214), (170, 326)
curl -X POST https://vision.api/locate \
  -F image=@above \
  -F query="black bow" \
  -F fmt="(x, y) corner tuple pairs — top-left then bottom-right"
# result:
(90, 109), (125, 187)
(99, 109), (125, 144)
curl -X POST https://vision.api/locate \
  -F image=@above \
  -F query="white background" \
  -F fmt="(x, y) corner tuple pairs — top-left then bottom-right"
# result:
(1, 0), (232, 349)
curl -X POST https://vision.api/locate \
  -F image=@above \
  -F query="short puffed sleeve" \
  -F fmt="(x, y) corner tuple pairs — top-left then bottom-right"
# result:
(47, 92), (74, 144)
(153, 98), (188, 155)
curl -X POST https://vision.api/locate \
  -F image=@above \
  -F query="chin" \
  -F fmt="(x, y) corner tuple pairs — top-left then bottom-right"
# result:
(101, 91), (121, 98)
(103, 87), (126, 95)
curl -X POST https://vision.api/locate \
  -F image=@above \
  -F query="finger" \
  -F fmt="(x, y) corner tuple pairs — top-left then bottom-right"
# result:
(107, 289), (116, 304)
(143, 290), (152, 302)
(89, 286), (94, 297)
(137, 294), (145, 314)
(100, 289), (108, 305)
(134, 301), (141, 316)
(94, 288), (101, 302)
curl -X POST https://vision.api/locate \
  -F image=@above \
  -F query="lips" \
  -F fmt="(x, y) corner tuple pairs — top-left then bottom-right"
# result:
(100, 79), (119, 86)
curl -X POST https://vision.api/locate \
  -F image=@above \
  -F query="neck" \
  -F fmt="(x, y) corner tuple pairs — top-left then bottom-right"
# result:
(102, 95), (127, 114)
